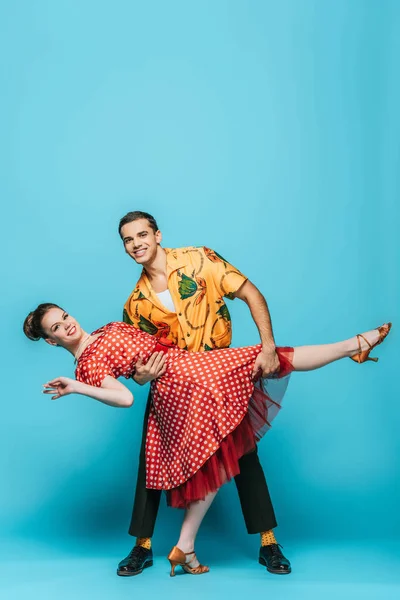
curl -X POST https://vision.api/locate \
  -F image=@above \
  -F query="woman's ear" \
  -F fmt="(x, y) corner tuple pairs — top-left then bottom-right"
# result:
(44, 338), (58, 347)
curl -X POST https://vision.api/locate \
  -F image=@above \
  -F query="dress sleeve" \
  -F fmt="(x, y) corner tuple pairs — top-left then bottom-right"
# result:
(203, 247), (248, 299)
(76, 359), (115, 388)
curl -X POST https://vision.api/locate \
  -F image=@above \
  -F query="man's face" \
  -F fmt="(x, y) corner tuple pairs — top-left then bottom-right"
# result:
(121, 219), (162, 266)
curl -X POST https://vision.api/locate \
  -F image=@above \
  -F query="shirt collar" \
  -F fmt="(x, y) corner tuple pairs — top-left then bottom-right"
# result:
(129, 248), (188, 303)
(165, 247), (188, 274)
(128, 275), (151, 301)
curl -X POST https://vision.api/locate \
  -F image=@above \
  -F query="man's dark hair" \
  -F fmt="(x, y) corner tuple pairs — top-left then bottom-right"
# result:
(118, 211), (159, 238)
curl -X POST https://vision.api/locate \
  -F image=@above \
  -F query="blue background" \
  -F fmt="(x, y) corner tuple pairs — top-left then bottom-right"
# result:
(1, 0), (399, 598)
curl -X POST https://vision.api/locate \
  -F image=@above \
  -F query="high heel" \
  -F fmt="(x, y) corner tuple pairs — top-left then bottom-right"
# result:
(350, 323), (392, 364)
(167, 546), (209, 576)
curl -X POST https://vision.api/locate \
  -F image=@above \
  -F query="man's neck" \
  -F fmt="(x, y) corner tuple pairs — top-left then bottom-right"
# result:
(143, 246), (168, 281)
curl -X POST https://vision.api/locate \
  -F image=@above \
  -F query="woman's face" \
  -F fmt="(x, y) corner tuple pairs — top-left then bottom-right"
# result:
(41, 307), (83, 348)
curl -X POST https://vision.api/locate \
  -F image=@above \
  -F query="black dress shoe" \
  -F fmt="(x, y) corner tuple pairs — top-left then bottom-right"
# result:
(259, 544), (291, 574)
(117, 545), (153, 576)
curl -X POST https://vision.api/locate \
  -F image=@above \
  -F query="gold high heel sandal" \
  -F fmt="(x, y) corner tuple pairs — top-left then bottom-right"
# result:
(167, 546), (209, 576)
(350, 323), (392, 364)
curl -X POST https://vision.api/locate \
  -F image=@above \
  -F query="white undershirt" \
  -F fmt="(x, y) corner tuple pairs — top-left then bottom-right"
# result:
(156, 289), (176, 313)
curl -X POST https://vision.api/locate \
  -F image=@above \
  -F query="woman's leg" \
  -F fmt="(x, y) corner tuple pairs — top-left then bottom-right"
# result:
(174, 490), (217, 567)
(291, 325), (389, 372)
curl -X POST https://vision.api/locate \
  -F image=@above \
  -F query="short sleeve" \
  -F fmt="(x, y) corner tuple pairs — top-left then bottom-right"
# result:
(203, 247), (247, 299)
(76, 359), (115, 388)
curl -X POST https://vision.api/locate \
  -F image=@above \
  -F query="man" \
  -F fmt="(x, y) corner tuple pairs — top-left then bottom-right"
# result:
(116, 210), (291, 576)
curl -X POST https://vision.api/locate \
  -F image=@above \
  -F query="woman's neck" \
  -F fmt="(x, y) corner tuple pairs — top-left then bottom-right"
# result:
(69, 329), (91, 359)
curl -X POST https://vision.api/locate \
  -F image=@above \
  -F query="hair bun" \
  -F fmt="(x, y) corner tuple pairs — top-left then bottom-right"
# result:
(23, 303), (62, 341)
(23, 312), (41, 341)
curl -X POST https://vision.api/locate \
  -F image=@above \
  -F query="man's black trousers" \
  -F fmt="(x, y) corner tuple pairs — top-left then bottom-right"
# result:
(129, 392), (278, 537)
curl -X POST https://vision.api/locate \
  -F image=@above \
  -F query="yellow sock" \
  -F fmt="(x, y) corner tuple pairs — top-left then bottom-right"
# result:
(136, 537), (152, 550)
(261, 530), (277, 546)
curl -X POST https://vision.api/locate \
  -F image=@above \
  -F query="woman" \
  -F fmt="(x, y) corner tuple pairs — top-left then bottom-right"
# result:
(24, 303), (391, 576)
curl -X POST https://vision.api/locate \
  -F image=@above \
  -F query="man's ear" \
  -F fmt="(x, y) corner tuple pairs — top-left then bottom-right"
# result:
(155, 230), (162, 244)
(44, 338), (58, 347)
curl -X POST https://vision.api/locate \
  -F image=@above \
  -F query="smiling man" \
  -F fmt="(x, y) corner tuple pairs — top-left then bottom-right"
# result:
(116, 210), (291, 576)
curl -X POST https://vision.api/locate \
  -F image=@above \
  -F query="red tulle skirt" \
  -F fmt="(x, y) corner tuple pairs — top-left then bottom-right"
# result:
(166, 348), (294, 508)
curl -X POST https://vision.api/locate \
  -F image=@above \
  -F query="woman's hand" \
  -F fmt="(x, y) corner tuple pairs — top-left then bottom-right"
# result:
(43, 377), (81, 400)
(43, 376), (133, 408)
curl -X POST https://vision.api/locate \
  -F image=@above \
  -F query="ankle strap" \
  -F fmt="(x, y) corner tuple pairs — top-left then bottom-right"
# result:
(357, 333), (372, 350)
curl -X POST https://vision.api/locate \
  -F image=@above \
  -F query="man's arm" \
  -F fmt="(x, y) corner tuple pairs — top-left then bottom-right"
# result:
(123, 307), (166, 385)
(234, 279), (280, 378)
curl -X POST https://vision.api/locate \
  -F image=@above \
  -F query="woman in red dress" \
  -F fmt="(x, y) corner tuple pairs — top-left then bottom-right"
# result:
(24, 303), (391, 576)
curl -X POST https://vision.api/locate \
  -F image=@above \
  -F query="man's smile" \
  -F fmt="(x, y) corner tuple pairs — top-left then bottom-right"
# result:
(133, 248), (147, 258)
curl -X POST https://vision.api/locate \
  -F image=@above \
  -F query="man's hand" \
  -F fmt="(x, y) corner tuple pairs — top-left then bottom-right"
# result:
(252, 348), (280, 380)
(133, 351), (167, 385)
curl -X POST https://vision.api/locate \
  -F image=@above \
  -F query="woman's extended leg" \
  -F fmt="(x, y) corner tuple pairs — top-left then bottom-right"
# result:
(291, 324), (391, 371)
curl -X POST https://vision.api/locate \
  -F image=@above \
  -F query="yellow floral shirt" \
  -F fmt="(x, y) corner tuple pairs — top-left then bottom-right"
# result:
(123, 246), (247, 352)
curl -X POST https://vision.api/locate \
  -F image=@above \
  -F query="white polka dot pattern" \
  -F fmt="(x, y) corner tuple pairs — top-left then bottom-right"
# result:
(147, 343), (261, 489)
(75, 322), (290, 492)
(75, 322), (158, 387)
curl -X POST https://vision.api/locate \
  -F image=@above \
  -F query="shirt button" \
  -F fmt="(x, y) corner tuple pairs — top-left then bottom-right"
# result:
(179, 313), (182, 316)
(187, 333), (190, 337)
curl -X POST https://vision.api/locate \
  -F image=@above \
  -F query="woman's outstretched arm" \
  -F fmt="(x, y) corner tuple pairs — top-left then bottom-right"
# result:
(43, 375), (134, 408)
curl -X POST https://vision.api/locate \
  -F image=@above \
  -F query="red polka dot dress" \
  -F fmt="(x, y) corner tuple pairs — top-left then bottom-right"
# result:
(75, 322), (294, 508)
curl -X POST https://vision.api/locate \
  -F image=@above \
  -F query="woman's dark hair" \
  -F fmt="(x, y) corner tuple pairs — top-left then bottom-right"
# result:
(23, 303), (63, 341)
(118, 211), (159, 238)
